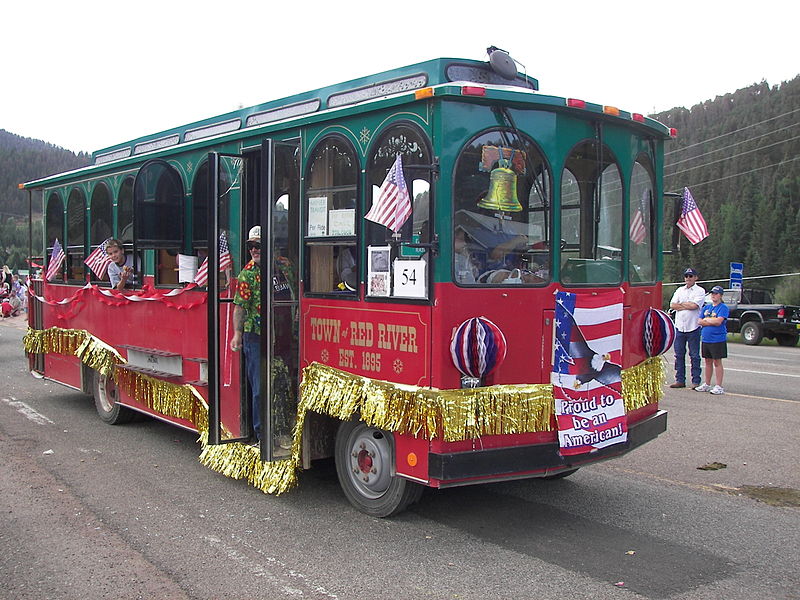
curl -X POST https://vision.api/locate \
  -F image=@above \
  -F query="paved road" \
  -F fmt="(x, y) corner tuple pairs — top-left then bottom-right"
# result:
(1, 321), (798, 599)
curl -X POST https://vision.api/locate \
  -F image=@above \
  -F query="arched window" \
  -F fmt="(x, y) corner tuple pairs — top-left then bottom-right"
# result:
(45, 192), (65, 282)
(118, 177), (134, 243)
(453, 128), (551, 285)
(88, 183), (113, 283)
(629, 158), (656, 283)
(66, 188), (86, 282)
(365, 122), (433, 298)
(189, 160), (233, 287)
(134, 160), (184, 286)
(303, 135), (359, 295)
(560, 140), (622, 285)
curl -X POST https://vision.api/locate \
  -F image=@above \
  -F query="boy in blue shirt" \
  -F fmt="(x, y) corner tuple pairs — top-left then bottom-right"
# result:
(695, 286), (730, 395)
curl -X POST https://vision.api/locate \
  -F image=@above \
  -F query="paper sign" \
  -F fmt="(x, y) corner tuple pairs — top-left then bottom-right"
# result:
(329, 209), (355, 236)
(307, 196), (328, 237)
(392, 259), (426, 298)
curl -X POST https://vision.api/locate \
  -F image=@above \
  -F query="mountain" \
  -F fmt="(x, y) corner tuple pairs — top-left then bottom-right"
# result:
(655, 75), (800, 289)
(0, 129), (90, 218)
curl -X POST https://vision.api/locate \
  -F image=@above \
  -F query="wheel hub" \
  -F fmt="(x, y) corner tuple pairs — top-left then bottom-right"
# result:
(346, 427), (392, 499)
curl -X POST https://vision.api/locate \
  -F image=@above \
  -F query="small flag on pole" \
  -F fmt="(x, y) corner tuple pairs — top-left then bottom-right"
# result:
(364, 154), (412, 233)
(84, 238), (113, 279)
(194, 231), (232, 286)
(676, 187), (709, 245)
(45, 239), (65, 281)
(629, 189), (648, 246)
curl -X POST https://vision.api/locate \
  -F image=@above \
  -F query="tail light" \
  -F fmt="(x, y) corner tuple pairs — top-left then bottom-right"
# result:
(778, 308), (785, 319)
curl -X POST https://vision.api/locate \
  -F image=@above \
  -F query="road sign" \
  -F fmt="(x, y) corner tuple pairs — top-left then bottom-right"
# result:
(730, 262), (743, 289)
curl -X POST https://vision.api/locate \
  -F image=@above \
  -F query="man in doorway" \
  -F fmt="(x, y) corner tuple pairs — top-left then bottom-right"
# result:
(669, 267), (706, 389)
(230, 226), (264, 440)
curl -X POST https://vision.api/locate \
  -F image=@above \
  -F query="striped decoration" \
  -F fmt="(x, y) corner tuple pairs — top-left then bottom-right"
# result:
(643, 308), (676, 357)
(450, 316), (508, 379)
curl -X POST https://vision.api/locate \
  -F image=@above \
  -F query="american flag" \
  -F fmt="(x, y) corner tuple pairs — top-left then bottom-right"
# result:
(45, 239), (65, 282)
(629, 189), (648, 245)
(84, 238), (113, 279)
(364, 154), (412, 233)
(194, 231), (232, 286)
(551, 290), (627, 455)
(676, 187), (709, 245)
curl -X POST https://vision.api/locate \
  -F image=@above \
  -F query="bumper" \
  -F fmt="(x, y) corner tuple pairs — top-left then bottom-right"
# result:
(427, 409), (667, 487)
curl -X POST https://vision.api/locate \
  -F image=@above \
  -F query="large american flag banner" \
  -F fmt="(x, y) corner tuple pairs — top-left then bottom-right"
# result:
(194, 231), (232, 286)
(676, 187), (709, 245)
(45, 239), (66, 282)
(84, 238), (113, 279)
(364, 154), (412, 233)
(551, 290), (627, 455)
(629, 189), (648, 246)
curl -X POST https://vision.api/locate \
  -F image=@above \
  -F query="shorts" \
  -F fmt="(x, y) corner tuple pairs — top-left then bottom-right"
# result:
(702, 341), (727, 359)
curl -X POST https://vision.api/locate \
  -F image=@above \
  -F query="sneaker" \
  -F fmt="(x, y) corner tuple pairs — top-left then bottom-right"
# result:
(694, 383), (712, 392)
(669, 382), (686, 388)
(710, 385), (725, 395)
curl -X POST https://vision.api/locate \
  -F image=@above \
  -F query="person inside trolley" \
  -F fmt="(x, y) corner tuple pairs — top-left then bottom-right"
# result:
(106, 239), (137, 290)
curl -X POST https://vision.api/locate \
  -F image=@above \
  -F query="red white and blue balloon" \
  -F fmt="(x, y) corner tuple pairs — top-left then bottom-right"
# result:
(450, 316), (508, 379)
(643, 308), (676, 357)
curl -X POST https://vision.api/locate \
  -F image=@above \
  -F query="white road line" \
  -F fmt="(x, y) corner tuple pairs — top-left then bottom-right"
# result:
(726, 367), (800, 378)
(1, 397), (55, 425)
(728, 353), (792, 361)
(203, 535), (338, 598)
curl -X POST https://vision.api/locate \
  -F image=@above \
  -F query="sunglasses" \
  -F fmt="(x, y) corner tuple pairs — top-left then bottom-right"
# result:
(684, 274), (696, 278)
(247, 242), (261, 250)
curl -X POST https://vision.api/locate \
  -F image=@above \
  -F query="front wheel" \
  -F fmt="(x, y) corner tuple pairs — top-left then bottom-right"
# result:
(740, 322), (763, 346)
(776, 333), (799, 347)
(93, 371), (135, 425)
(335, 420), (423, 517)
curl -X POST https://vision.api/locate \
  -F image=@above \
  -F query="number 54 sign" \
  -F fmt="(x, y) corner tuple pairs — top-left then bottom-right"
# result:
(392, 259), (427, 299)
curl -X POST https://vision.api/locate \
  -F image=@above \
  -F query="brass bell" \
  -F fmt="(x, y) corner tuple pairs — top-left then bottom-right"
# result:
(478, 164), (523, 212)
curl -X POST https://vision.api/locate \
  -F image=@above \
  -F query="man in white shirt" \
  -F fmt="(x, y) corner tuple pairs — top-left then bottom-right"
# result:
(669, 267), (706, 388)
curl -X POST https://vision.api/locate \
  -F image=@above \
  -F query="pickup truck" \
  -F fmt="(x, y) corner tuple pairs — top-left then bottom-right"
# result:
(721, 288), (800, 346)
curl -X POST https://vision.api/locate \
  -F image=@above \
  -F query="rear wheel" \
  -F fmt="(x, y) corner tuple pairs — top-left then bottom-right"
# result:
(335, 420), (423, 517)
(93, 371), (135, 425)
(776, 333), (799, 347)
(740, 321), (763, 345)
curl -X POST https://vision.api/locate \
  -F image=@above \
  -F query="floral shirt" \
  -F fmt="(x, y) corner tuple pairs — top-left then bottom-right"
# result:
(234, 260), (261, 334)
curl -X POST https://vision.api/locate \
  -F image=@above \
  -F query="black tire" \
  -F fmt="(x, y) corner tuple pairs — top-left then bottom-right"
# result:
(776, 333), (799, 347)
(335, 420), (423, 517)
(542, 468), (580, 480)
(740, 321), (763, 346)
(93, 371), (135, 425)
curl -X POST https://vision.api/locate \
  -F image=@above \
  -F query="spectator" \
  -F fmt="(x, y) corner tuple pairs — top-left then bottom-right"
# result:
(669, 267), (705, 389)
(695, 285), (730, 395)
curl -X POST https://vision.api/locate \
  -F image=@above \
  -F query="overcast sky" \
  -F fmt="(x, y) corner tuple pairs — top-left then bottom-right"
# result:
(3, 1), (797, 154)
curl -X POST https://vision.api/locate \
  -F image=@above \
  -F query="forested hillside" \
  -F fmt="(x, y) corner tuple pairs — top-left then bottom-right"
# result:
(0, 130), (89, 270)
(0, 129), (90, 218)
(656, 76), (800, 293)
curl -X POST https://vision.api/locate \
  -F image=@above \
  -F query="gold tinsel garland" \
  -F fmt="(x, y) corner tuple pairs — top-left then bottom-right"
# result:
(22, 326), (664, 497)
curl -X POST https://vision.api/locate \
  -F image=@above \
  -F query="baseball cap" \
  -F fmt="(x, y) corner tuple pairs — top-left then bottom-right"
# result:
(710, 285), (724, 294)
(247, 225), (261, 241)
(683, 268), (698, 277)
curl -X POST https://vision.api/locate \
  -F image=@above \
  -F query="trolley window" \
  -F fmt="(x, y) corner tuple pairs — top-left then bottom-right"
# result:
(453, 129), (551, 285)
(560, 140), (622, 285)
(66, 188), (86, 282)
(628, 157), (656, 283)
(303, 135), (359, 296)
(45, 192), (64, 283)
(365, 122), (432, 299)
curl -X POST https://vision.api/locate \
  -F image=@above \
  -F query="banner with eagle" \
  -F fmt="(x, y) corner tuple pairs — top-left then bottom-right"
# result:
(551, 289), (627, 456)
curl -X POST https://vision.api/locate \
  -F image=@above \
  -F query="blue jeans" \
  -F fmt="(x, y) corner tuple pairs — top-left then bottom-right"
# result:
(674, 327), (701, 385)
(243, 333), (262, 440)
